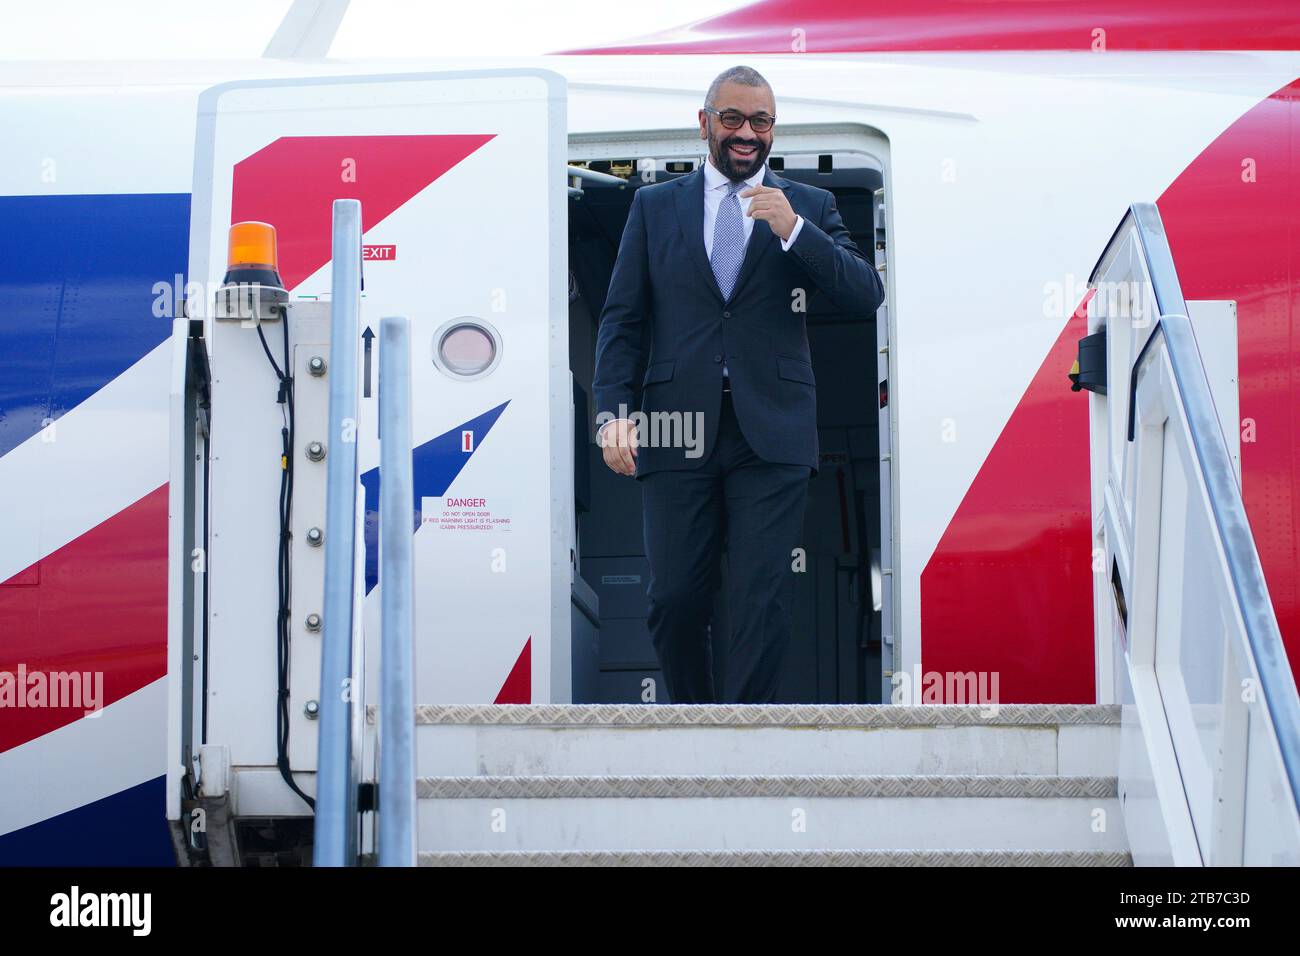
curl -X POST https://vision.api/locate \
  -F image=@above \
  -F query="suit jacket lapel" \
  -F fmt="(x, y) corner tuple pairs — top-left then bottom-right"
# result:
(672, 168), (724, 303)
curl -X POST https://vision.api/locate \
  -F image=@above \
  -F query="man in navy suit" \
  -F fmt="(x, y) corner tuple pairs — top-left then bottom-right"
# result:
(593, 66), (884, 704)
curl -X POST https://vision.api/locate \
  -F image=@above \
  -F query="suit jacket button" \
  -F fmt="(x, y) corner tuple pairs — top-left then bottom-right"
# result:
(723, 310), (731, 319)
(713, 354), (722, 363)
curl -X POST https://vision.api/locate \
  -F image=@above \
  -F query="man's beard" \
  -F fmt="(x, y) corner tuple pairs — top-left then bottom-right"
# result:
(713, 134), (769, 180)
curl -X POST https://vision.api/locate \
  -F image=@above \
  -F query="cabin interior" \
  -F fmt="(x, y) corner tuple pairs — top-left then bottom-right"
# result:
(566, 150), (886, 704)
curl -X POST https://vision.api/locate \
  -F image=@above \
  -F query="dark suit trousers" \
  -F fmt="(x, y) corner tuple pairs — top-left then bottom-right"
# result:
(640, 389), (812, 704)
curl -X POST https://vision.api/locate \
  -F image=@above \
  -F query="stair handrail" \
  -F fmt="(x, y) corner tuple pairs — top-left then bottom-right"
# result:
(376, 315), (417, 866)
(1100, 203), (1300, 843)
(1124, 205), (1300, 807)
(314, 198), (365, 866)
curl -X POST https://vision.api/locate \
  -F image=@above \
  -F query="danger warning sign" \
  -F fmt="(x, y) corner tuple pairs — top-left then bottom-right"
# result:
(421, 496), (512, 532)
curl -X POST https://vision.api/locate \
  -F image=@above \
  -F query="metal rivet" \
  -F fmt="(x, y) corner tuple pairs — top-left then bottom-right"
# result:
(304, 700), (320, 720)
(306, 441), (326, 461)
(306, 526), (323, 547)
(305, 613), (322, 632)
(308, 355), (326, 376)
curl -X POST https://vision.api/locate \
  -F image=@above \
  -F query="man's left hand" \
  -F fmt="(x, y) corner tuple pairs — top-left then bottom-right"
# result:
(740, 185), (798, 241)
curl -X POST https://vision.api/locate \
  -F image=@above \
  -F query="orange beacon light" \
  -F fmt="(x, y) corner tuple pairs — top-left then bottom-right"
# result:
(223, 220), (285, 289)
(215, 220), (288, 323)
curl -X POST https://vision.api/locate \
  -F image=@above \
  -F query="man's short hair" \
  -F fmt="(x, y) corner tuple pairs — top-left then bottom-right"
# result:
(704, 66), (773, 109)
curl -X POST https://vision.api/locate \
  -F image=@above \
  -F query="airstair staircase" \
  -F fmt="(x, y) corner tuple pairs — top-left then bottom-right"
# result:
(409, 703), (1130, 866)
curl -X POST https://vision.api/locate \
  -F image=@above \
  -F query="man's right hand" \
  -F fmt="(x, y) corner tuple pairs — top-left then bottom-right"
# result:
(598, 419), (639, 476)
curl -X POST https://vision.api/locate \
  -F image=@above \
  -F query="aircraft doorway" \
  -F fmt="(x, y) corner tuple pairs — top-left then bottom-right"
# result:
(567, 150), (887, 704)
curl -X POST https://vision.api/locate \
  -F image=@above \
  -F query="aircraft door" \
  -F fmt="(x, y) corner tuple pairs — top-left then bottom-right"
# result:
(181, 69), (570, 793)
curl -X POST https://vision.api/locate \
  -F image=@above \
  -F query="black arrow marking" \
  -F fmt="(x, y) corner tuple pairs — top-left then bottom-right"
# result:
(362, 326), (374, 398)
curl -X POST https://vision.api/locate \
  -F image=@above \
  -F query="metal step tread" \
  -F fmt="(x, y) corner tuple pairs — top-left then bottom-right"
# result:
(411, 703), (1120, 728)
(417, 774), (1118, 799)
(417, 849), (1133, 867)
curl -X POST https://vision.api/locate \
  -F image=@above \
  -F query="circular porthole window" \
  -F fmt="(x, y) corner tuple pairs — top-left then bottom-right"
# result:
(431, 318), (502, 380)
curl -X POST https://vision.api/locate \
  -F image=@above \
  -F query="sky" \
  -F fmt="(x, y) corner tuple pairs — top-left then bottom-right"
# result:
(0, 0), (749, 60)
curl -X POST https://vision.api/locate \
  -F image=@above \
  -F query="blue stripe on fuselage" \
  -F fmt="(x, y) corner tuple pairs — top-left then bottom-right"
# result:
(0, 775), (174, 866)
(0, 193), (190, 459)
(361, 400), (510, 594)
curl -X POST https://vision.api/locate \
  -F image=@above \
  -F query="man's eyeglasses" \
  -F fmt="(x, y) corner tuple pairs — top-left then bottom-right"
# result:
(703, 107), (776, 134)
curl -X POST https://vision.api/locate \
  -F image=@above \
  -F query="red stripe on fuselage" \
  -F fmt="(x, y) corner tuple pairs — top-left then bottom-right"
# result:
(0, 485), (168, 753)
(921, 78), (1300, 701)
(494, 637), (532, 704)
(920, 299), (1096, 704)
(1158, 79), (1300, 676)
(230, 134), (496, 290)
(557, 0), (1300, 54)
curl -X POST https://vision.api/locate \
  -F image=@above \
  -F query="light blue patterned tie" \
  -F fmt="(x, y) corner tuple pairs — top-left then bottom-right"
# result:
(711, 180), (746, 300)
